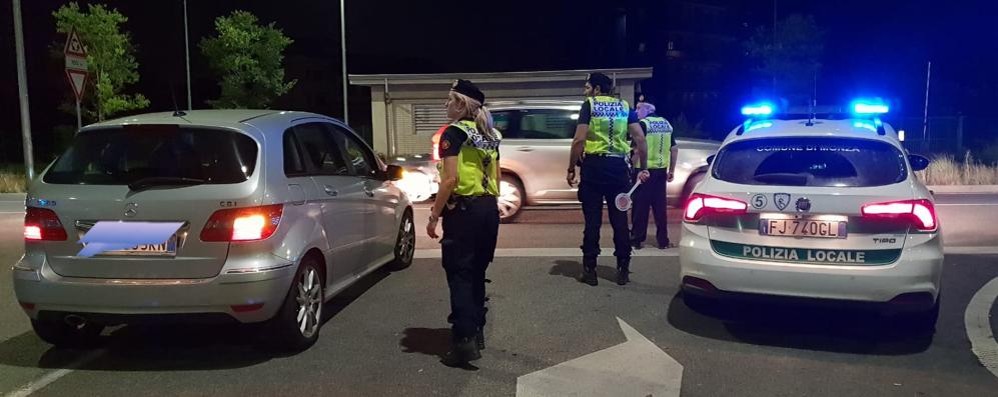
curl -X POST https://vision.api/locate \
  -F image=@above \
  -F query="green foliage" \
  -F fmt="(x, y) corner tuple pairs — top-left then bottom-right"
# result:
(53, 2), (149, 121)
(745, 14), (825, 104)
(200, 10), (296, 109)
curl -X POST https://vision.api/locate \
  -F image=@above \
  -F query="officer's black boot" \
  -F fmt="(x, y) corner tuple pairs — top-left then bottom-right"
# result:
(441, 337), (481, 367)
(580, 257), (598, 286)
(616, 258), (631, 286)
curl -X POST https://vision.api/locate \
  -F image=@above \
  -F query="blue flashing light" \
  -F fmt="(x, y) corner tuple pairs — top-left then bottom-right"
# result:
(741, 103), (774, 116)
(853, 121), (878, 132)
(851, 100), (889, 115)
(745, 121), (774, 132)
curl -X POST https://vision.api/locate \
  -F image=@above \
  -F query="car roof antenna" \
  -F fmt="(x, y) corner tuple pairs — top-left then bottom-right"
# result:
(170, 80), (187, 117)
(806, 72), (817, 126)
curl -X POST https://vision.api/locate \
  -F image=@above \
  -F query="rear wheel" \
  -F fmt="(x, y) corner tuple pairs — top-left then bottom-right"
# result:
(388, 210), (415, 270)
(270, 257), (324, 352)
(891, 296), (940, 336)
(498, 174), (525, 223)
(31, 318), (103, 348)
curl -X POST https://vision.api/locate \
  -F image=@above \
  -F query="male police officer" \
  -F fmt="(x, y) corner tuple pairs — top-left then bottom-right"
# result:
(567, 73), (649, 286)
(630, 100), (677, 250)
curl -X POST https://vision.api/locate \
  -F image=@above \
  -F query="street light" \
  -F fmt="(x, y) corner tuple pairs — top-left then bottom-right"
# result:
(12, 0), (35, 180)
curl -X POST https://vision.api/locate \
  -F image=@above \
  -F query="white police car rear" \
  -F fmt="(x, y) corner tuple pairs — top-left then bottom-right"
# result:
(679, 100), (943, 332)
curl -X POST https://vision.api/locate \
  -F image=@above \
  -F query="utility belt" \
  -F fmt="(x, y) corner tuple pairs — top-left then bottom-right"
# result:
(584, 152), (627, 158)
(446, 194), (497, 212)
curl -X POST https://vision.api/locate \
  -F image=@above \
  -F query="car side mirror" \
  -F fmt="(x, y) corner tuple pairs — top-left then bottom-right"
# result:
(706, 155), (715, 165)
(909, 154), (930, 172)
(386, 164), (405, 181)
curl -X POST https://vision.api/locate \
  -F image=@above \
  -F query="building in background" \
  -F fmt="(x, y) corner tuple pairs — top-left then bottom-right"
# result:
(349, 68), (652, 156)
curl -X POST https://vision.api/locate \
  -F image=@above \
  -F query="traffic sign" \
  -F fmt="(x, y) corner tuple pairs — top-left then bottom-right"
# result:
(65, 69), (88, 100)
(64, 30), (89, 128)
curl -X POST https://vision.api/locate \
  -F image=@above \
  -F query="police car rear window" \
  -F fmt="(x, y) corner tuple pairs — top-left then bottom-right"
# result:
(711, 137), (907, 187)
(43, 125), (258, 185)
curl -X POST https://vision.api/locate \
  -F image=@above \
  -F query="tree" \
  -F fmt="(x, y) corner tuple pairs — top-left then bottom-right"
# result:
(200, 10), (296, 109)
(53, 2), (149, 121)
(745, 14), (825, 105)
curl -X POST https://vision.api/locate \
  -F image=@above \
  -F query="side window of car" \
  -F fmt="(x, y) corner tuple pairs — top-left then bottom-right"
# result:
(517, 109), (578, 139)
(328, 124), (379, 179)
(492, 111), (517, 138)
(283, 129), (307, 176)
(291, 122), (350, 175)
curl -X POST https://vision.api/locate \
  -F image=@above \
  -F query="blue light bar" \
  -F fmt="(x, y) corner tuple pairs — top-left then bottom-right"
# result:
(852, 101), (889, 115)
(745, 121), (774, 132)
(741, 103), (774, 116)
(853, 121), (878, 132)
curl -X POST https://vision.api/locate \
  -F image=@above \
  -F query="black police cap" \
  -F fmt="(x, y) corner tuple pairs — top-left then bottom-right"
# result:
(586, 72), (613, 90)
(450, 79), (485, 104)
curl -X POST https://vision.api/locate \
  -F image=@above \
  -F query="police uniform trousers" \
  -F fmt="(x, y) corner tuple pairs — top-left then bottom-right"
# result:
(631, 168), (670, 247)
(441, 195), (499, 341)
(578, 155), (632, 264)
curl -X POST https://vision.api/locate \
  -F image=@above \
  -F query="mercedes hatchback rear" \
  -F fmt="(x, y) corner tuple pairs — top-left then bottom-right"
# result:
(13, 110), (415, 351)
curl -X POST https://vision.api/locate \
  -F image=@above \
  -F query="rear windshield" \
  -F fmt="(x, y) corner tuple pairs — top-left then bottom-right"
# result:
(711, 137), (907, 187)
(44, 126), (258, 185)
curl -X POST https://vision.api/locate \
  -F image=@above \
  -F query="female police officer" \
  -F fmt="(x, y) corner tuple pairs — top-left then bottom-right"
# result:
(426, 79), (501, 367)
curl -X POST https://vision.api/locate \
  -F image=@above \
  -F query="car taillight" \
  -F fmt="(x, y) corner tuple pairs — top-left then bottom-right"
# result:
(24, 207), (67, 241)
(200, 204), (284, 242)
(683, 193), (748, 223)
(861, 199), (937, 232)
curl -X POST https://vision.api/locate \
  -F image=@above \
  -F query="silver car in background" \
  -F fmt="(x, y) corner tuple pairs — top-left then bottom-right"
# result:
(13, 110), (415, 351)
(395, 100), (721, 222)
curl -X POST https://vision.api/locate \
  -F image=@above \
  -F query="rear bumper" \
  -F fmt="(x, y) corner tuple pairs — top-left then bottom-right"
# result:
(13, 254), (296, 324)
(679, 226), (944, 311)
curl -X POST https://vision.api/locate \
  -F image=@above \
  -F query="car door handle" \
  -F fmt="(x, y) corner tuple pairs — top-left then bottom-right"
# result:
(517, 147), (534, 152)
(323, 185), (338, 197)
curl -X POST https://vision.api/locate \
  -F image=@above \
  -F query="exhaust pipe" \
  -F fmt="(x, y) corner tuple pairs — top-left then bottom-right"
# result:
(64, 314), (87, 328)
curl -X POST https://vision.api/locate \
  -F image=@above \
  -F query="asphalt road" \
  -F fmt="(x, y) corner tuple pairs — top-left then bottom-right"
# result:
(0, 194), (996, 396)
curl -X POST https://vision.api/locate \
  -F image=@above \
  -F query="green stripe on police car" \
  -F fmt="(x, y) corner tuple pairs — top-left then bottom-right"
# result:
(710, 240), (901, 265)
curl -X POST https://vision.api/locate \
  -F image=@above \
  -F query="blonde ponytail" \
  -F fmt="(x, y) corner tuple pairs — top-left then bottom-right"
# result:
(450, 91), (499, 141)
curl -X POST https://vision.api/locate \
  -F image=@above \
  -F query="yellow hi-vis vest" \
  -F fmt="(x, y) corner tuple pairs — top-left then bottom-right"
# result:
(640, 116), (674, 169)
(584, 96), (631, 155)
(438, 120), (501, 196)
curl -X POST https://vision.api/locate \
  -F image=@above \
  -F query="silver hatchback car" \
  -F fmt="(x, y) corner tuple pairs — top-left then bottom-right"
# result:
(13, 110), (415, 351)
(395, 100), (722, 222)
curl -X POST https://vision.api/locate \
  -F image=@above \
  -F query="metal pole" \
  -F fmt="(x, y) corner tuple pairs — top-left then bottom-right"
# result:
(922, 61), (931, 151)
(13, 0), (35, 180)
(340, 0), (349, 124)
(75, 99), (82, 130)
(184, 0), (192, 111)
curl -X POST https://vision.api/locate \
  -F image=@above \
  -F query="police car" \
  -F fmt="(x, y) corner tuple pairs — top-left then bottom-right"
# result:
(679, 100), (943, 331)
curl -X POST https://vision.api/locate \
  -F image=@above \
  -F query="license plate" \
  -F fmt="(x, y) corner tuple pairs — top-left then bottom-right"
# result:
(101, 236), (178, 256)
(760, 218), (847, 239)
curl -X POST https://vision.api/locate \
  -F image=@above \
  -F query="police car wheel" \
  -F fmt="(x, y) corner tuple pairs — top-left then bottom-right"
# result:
(498, 175), (524, 223)
(890, 296), (940, 336)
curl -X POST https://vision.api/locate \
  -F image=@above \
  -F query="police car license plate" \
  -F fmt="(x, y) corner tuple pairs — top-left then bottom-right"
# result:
(760, 218), (846, 239)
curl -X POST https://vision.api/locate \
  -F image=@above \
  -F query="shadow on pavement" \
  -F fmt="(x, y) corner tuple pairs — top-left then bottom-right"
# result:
(549, 260), (618, 283)
(666, 292), (933, 355)
(0, 267), (395, 372)
(399, 327), (450, 358)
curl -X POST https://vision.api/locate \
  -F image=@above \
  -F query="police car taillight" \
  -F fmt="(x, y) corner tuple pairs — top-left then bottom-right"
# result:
(684, 193), (748, 223)
(861, 199), (937, 232)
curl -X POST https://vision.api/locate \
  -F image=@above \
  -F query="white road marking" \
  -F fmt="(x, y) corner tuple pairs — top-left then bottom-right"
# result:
(964, 277), (998, 379)
(516, 317), (683, 397)
(3, 349), (104, 397)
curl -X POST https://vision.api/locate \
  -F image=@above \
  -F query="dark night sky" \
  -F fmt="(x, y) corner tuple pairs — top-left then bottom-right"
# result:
(2, 0), (997, 161)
